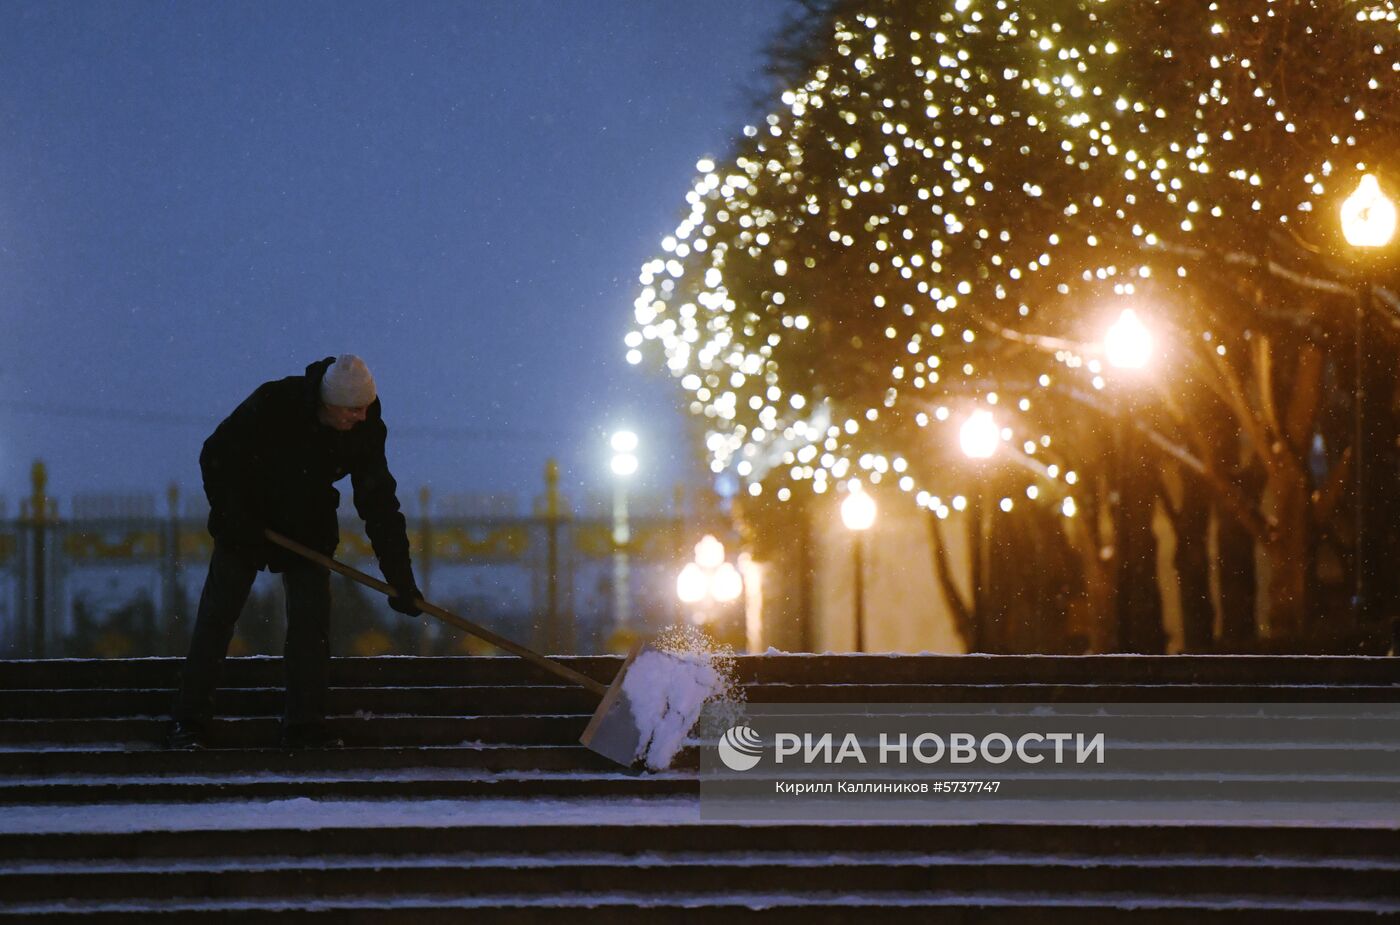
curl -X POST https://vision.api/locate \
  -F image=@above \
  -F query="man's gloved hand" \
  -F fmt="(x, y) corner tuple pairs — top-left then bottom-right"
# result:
(384, 565), (423, 617)
(389, 584), (423, 617)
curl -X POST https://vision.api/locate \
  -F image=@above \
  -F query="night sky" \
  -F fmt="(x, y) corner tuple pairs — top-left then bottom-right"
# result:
(0, 1), (788, 515)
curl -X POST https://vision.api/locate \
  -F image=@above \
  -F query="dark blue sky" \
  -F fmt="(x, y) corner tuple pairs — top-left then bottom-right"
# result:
(0, 1), (788, 513)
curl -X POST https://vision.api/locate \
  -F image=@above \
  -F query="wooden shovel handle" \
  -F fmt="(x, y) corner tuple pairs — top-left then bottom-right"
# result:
(264, 529), (607, 696)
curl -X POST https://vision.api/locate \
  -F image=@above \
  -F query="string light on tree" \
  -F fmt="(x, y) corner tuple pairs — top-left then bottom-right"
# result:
(629, 0), (1399, 528)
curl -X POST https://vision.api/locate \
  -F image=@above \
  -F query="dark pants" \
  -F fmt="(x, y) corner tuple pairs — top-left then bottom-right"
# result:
(173, 543), (332, 729)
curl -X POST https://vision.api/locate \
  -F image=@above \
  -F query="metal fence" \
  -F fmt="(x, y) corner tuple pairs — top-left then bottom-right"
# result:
(0, 462), (717, 658)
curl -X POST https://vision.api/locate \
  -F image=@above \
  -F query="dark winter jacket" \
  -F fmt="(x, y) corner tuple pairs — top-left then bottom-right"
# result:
(200, 357), (415, 588)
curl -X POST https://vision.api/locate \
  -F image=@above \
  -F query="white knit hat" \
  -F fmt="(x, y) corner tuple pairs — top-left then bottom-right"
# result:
(321, 355), (377, 407)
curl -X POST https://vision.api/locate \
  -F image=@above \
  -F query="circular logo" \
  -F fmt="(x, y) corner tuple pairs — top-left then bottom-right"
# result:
(717, 725), (764, 771)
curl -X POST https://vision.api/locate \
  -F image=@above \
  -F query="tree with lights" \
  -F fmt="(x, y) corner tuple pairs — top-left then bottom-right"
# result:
(631, 0), (1400, 652)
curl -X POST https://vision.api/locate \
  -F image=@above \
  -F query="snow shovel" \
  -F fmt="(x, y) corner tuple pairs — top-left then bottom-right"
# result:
(264, 529), (650, 767)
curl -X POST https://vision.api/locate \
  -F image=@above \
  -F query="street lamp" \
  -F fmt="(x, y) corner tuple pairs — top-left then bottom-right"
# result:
(1342, 174), (1397, 248)
(676, 534), (743, 624)
(840, 482), (876, 652)
(958, 411), (999, 648)
(959, 409), (1000, 460)
(609, 430), (638, 636)
(1104, 308), (1154, 371)
(610, 430), (639, 476)
(1101, 308), (1159, 651)
(1340, 173), (1396, 625)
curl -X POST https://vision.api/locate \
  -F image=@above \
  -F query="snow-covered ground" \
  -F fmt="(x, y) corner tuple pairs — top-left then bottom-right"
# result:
(7, 892), (1400, 915)
(7, 848), (1395, 875)
(0, 797), (706, 833)
(2, 796), (1399, 834)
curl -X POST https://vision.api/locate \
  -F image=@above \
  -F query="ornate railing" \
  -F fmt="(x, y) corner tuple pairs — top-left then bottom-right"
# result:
(0, 461), (720, 658)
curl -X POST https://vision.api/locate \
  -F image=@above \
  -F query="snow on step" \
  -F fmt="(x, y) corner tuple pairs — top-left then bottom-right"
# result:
(7, 848), (1400, 876)
(6, 797), (1400, 836)
(6, 889), (1400, 915)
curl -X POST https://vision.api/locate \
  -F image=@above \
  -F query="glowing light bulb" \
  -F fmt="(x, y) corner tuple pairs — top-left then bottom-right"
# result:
(1104, 309), (1154, 370)
(959, 410), (999, 459)
(677, 563), (707, 604)
(1341, 174), (1396, 248)
(694, 535), (726, 569)
(610, 430), (639, 476)
(711, 563), (744, 602)
(841, 485), (877, 531)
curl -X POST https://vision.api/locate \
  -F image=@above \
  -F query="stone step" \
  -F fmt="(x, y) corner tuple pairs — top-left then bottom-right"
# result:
(0, 686), (598, 719)
(5, 716), (1394, 761)
(0, 771), (697, 803)
(3, 655), (1397, 690)
(5, 740), (1394, 777)
(0, 715), (589, 747)
(0, 656), (622, 690)
(750, 682), (1400, 703)
(8, 774), (1396, 805)
(0, 744), (635, 775)
(5, 681), (1398, 720)
(0, 655), (1391, 922)
(4, 822), (1396, 863)
(4, 711), (1395, 749)
(3, 851), (1396, 904)
(3, 890), (1399, 923)
(2, 774), (1398, 804)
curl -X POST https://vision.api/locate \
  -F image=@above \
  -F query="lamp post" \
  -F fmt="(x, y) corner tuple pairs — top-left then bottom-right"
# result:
(676, 534), (744, 627)
(1340, 173), (1396, 626)
(610, 431), (639, 636)
(840, 482), (876, 652)
(959, 410), (998, 648)
(1103, 307), (1159, 652)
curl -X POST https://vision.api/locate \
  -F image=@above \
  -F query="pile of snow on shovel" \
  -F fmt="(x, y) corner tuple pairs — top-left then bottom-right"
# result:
(622, 626), (744, 771)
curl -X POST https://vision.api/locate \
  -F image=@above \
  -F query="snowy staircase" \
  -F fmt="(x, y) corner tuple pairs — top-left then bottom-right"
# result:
(0, 654), (1397, 921)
